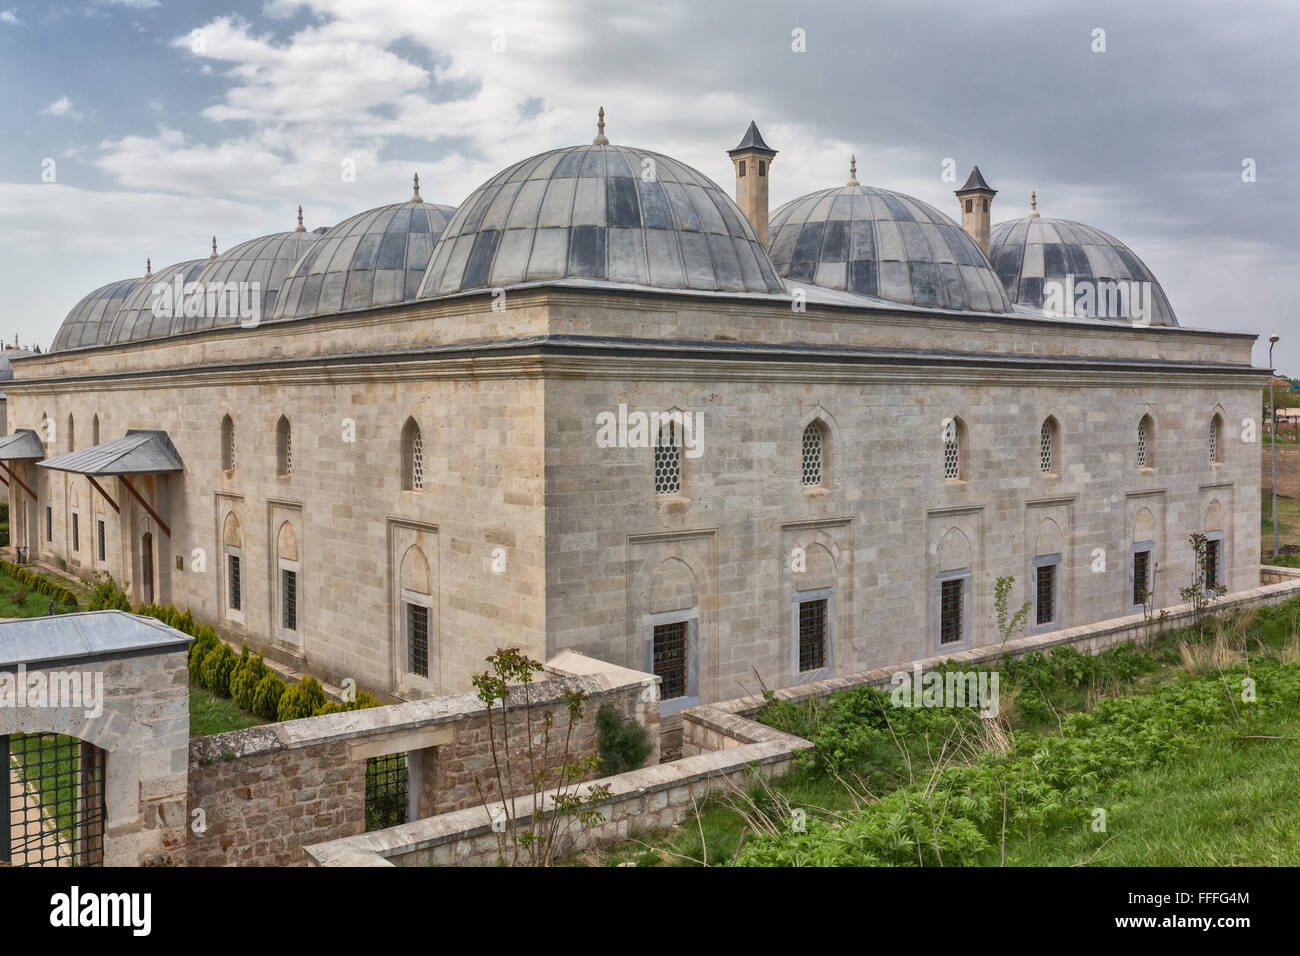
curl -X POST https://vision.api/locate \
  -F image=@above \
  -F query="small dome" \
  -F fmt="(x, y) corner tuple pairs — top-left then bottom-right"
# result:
(180, 230), (320, 333)
(988, 217), (1177, 326)
(272, 195), (455, 320)
(419, 144), (783, 298)
(108, 259), (207, 343)
(768, 183), (1013, 312)
(50, 276), (146, 352)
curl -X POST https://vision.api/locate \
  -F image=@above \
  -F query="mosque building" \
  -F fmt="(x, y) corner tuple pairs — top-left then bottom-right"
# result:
(0, 114), (1264, 722)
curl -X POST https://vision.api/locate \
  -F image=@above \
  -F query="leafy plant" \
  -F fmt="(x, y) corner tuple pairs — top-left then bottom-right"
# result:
(1180, 532), (1228, 634)
(595, 704), (653, 776)
(276, 676), (327, 721)
(994, 575), (1031, 648)
(252, 673), (287, 721)
(200, 642), (237, 697)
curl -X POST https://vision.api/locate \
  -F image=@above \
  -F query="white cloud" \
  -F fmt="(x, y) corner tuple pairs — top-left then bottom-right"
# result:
(106, 0), (161, 9)
(0, 8), (19, 24)
(42, 96), (84, 120)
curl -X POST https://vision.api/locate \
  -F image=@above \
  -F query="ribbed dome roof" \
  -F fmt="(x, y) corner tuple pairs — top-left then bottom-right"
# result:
(272, 194), (455, 320)
(988, 217), (1177, 326)
(768, 182), (1013, 312)
(50, 276), (146, 352)
(180, 229), (319, 333)
(419, 144), (784, 298)
(108, 259), (207, 343)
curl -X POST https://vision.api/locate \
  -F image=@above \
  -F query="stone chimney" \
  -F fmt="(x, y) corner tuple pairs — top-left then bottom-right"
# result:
(727, 121), (777, 247)
(954, 165), (996, 256)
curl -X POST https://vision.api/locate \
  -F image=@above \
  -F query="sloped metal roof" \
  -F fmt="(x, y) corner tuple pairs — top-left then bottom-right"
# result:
(0, 610), (191, 669)
(727, 121), (776, 156)
(956, 165), (995, 194)
(0, 428), (45, 460)
(39, 429), (182, 475)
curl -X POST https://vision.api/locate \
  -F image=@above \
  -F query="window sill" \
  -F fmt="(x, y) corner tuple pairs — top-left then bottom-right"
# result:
(657, 495), (691, 510)
(943, 479), (967, 489)
(802, 486), (829, 498)
(1138, 467), (1156, 476)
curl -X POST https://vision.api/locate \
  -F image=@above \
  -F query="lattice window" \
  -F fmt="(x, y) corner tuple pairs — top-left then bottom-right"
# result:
(1209, 417), (1220, 464)
(1205, 539), (1222, 589)
(1132, 549), (1151, 607)
(654, 421), (681, 496)
(365, 752), (408, 832)
(1040, 420), (1054, 473)
(407, 602), (429, 678)
(798, 598), (827, 672)
(940, 578), (964, 644)
(652, 620), (687, 700)
(943, 433), (960, 480)
(402, 420), (423, 491)
(281, 569), (297, 630)
(802, 424), (824, 487)
(71, 513), (79, 552)
(276, 416), (292, 477)
(1036, 563), (1056, 625)
(45, 507), (51, 543)
(1137, 417), (1149, 468)
(228, 553), (241, 611)
(412, 430), (423, 490)
(221, 415), (235, 470)
(97, 519), (106, 564)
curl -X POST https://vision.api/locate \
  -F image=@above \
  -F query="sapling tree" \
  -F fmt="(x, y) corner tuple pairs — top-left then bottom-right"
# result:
(472, 647), (612, 867)
(1180, 532), (1227, 635)
(995, 575), (1032, 649)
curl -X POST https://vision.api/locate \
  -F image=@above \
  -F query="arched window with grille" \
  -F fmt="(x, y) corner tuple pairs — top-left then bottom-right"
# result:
(92, 413), (100, 446)
(942, 416), (965, 481)
(401, 417), (424, 491)
(802, 422), (826, 488)
(1137, 414), (1154, 469)
(275, 415), (292, 477)
(1209, 414), (1223, 464)
(221, 414), (235, 470)
(1039, 417), (1059, 475)
(66, 413), (75, 453)
(654, 419), (682, 496)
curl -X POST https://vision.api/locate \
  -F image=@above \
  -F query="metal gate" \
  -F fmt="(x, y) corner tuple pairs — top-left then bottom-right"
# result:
(1, 733), (106, 867)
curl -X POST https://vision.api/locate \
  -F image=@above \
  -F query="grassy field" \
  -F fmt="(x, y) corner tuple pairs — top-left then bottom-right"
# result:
(1261, 491), (1300, 563)
(0, 567), (83, 617)
(572, 599), (1300, 867)
(189, 684), (267, 737)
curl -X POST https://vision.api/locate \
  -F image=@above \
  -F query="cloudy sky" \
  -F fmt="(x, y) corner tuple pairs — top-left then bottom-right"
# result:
(0, 0), (1296, 368)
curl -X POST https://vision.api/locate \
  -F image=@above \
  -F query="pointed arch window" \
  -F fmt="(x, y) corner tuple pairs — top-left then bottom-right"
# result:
(1209, 414), (1223, 465)
(1039, 417), (1059, 474)
(221, 414), (236, 470)
(66, 413), (75, 453)
(92, 414), (100, 446)
(401, 418), (424, 491)
(1137, 414), (1154, 469)
(654, 419), (682, 496)
(276, 415), (292, 477)
(802, 422), (826, 488)
(943, 417), (965, 480)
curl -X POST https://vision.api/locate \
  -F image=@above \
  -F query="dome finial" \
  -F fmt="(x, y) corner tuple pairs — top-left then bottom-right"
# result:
(294, 205), (306, 232)
(847, 154), (859, 186)
(210, 236), (218, 259)
(410, 171), (422, 203)
(592, 106), (609, 145)
(145, 257), (152, 277)
(1028, 189), (1040, 218)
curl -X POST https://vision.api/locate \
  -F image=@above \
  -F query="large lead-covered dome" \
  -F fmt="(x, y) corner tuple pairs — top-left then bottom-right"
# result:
(419, 143), (784, 297)
(272, 186), (455, 320)
(50, 275), (146, 351)
(182, 228), (320, 333)
(988, 215), (1177, 326)
(108, 259), (207, 344)
(768, 179), (1013, 312)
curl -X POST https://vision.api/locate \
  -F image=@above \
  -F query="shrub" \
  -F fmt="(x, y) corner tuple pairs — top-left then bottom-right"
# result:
(230, 653), (270, 713)
(276, 676), (327, 722)
(252, 674), (287, 721)
(188, 629), (219, 684)
(3, 560), (79, 607)
(595, 704), (653, 776)
(200, 642), (237, 698)
(312, 690), (381, 716)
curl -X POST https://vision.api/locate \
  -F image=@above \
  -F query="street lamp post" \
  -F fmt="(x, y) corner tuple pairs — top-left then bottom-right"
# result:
(1269, 335), (1281, 558)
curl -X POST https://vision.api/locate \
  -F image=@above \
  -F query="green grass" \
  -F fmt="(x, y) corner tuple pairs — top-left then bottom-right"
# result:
(0, 568), (79, 617)
(1261, 491), (1300, 556)
(189, 683), (266, 737)
(8, 734), (81, 833)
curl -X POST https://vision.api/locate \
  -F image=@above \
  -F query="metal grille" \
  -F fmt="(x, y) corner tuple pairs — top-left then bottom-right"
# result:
(802, 424), (823, 487)
(943, 429), (960, 479)
(1036, 563), (1056, 625)
(45, 507), (51, 542)
(798, 598), (827, 672)
(2, 733), (105, 867)
(407, 602), (429, 677)
(412, 430), (424, 491)
(1039, 420), (1053, 473)
(278, 419), (292, 476)
(97, 520), (106, 563)
(1137, 418), (1148, 467)
(364, 752), (408, 832)
(1205, 539), (1221, 589)
(653, 620), (687, 700)
(654, 422), (681, 496)
(1132, 549), (1151, 606)
(281, 568), (297, 630)
(1209, 418), (1219, 464)
(222, 417), (236, 469)
(228, 553), (241, 611)
(71, 513), (79, 552)
(940, 578), (963, 644)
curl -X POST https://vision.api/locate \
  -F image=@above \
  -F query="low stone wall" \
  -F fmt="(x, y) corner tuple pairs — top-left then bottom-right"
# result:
(187, 653), (654, 866)
(304, 568), (1300, 866)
